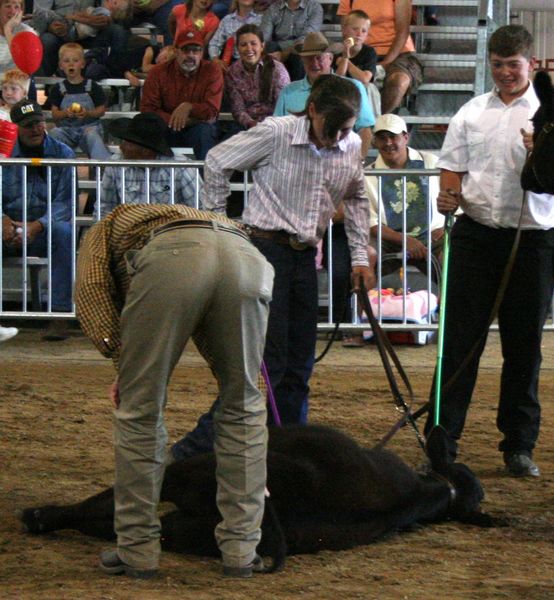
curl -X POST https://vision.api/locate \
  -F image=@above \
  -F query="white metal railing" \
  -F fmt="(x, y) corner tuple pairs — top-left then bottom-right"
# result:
(1, 158), (552, 334)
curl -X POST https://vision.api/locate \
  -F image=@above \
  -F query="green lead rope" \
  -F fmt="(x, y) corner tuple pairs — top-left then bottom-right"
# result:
(434, 212), (454, 427)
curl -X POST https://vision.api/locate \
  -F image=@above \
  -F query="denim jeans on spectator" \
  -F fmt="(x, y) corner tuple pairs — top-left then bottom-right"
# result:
(168, 122), (219, 161)
(3, 220), (73, 311)
(48, 125), (111, 160)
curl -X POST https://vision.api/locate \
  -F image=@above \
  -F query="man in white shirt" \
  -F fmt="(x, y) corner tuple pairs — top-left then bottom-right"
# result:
(423, 25), (554, 478)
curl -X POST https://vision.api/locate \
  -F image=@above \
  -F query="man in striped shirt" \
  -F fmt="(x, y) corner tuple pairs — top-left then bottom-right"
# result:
(75, 203), (274, 579)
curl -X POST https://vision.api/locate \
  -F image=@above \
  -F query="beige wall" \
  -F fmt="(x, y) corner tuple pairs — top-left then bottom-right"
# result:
(513, 11), (554, 80)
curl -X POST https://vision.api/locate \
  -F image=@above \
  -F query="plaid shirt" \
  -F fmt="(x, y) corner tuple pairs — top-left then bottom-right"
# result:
(75, 204), (245, 370)
(207, 10), (262, 60)
(99, 152), (203, 216)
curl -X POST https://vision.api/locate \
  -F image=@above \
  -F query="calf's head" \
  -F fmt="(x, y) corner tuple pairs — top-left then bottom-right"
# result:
(521, 70), (554, 194)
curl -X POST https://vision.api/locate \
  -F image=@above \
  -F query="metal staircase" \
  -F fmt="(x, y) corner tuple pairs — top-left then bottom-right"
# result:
(321, 0), (509, 150)
(407, 0), (508, 149)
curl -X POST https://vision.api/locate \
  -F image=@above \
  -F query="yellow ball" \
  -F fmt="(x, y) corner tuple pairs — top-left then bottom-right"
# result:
(70, 102), (81, 113)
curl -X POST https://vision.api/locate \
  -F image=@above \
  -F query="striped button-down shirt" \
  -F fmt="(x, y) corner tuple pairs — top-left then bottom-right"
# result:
(203, 115), (370, 265)
(75, 204), (246, 369)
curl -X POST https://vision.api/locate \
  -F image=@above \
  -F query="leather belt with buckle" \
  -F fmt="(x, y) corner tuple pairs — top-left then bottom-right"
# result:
(246, 226), (309, 251)
(151, 219), (249, 242)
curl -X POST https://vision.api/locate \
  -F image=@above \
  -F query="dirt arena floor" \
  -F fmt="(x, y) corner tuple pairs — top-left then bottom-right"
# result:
(3, 327), (554, 600)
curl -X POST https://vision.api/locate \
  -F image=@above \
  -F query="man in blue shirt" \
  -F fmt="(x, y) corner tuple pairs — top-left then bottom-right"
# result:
(274, 32), (374, 157)
(1, 101), (74, 340)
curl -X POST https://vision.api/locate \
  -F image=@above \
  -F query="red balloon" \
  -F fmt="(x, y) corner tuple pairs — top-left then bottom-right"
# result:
(10, 31), (43, 75)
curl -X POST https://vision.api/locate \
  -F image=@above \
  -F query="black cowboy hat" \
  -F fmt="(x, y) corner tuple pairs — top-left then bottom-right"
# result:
(108, 112), (173, 156)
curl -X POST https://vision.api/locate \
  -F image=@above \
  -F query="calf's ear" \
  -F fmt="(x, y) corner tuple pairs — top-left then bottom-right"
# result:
(425, 425), (451, 474)
(533, 70), (554, 109)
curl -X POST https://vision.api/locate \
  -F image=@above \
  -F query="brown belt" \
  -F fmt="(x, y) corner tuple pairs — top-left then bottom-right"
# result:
(246, 226), (310, 251)
(151, 219), (249, 242)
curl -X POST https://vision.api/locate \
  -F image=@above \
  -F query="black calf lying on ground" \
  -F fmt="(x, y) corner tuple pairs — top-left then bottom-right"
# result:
(20, 424), (495, 571)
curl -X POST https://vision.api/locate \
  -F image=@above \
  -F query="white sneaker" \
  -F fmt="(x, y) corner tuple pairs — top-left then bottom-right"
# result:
(0, 325), (18, 342)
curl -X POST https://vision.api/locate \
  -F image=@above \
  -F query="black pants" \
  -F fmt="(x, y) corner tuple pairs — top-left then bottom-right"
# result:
(424, 215), (554, 460)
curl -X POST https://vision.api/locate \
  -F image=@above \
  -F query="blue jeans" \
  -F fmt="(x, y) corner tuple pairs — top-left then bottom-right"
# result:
(3, 220), (73, 311)
(48, 124), (110, 160)
(168, 122), (218, 161)
(171, 238), (318, 459)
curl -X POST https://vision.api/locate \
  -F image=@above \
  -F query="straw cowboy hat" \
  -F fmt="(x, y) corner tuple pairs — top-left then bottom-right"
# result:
(294, 32), (343, 56)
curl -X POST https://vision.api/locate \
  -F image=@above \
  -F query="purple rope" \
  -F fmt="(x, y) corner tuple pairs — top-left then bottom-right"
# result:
(261, 360), (281, 426)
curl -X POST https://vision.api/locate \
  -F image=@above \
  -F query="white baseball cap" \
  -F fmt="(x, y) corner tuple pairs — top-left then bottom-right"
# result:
(373, 114), (408, 135)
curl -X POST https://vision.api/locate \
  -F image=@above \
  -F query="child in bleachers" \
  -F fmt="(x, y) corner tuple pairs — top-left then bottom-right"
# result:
(169, 0), (220, 48)
(334, 10), (377, 86)
(48, 43), (110, 159)
(0, 68), (29, 120)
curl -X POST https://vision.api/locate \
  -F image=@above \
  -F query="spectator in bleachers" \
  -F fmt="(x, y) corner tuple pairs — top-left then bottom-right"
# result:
(0, 0), (36, 73)
(274, 32), (374, 157)
(0, 68), (29, 120)
(336, 0), (422, 114)
(208, 0), (260, 71)
(334, 10), (376, 86)
(225, 24), (289, 130)
(122, 45), (175, 87)
(82, 44), (175, 86)
(259, 0), (322, 81)
(366, 113), (443, 273)
(2, 100), (73, 340)
(32, 0), (129, 76)
(48, 43), (111, 159)
(141, 29), (223, 160)
(128, 0), (178, 46)
(342, 113), (442, 345)
(169, 0), (220, 48)
(32, 0), (130, 42)
(99, 112), (202, 215)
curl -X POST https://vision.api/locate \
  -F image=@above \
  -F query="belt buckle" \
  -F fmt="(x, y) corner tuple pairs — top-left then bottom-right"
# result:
(289, 235), (308, 251)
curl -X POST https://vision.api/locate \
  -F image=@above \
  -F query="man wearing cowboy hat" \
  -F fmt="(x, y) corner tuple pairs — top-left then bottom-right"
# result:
(99, 112), (202, 215)
(274, 31), (374, 157)
(141, 29), (224, 160)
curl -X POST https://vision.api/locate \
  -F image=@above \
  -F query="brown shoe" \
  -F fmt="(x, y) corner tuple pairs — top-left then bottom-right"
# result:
(42, 320), (69, 341)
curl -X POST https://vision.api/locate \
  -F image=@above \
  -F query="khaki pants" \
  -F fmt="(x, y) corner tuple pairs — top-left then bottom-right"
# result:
(114, 223), (274, 569)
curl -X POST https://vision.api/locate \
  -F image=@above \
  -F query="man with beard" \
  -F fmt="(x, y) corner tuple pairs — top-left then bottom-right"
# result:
(141, 29), (224, 160)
